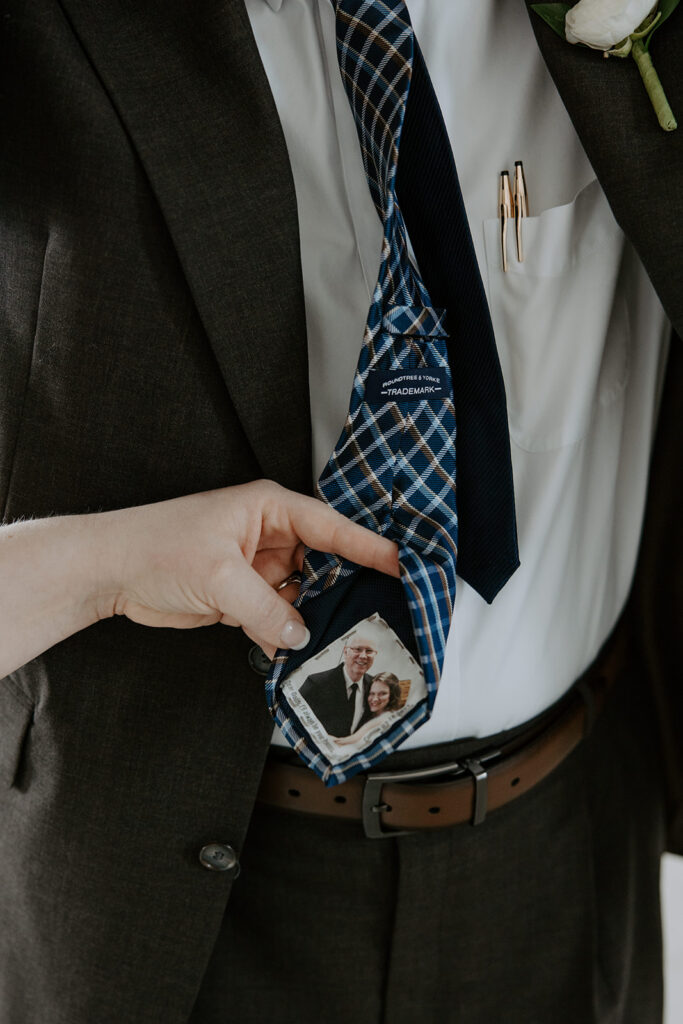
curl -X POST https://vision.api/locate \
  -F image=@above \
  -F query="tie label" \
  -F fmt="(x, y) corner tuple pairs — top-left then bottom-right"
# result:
(365, 367), (450, 404)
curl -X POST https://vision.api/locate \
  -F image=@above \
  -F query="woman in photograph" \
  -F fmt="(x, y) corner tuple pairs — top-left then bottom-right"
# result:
(333, 672), (403, 747)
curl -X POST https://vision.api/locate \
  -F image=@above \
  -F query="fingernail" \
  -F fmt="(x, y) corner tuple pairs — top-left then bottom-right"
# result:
(280, 620), (310, 651)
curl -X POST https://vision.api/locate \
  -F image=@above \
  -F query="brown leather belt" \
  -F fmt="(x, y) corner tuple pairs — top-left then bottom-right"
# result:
(257, 628), (627, 838)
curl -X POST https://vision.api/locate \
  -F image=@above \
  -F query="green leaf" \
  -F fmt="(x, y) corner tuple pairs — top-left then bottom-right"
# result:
(631, 11), (661, 39)
(646, 0), (682, 48)
(530, 3), (573, 40)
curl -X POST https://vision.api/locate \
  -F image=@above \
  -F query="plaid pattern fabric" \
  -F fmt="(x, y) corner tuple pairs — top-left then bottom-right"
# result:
(266, 0), (457, 785)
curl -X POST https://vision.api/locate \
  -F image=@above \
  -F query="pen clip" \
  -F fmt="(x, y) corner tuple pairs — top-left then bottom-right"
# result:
(513, 161), (529, 263)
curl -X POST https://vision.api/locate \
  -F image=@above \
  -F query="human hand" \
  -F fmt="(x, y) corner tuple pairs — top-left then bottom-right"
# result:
(98, 480), (399, 657)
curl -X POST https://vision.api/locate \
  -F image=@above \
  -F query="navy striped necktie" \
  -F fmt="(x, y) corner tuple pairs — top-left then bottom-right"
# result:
(266, 0), (518, 785)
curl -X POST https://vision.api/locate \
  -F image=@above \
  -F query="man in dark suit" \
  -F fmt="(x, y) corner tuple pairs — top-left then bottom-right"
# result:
(0, 1), (681, 1023)
(299, 631), (378, 736)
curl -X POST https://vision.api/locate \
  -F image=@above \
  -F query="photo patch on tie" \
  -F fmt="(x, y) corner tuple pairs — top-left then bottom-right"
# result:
(365, 367), (450, 405)
(281, 613), (427, 763)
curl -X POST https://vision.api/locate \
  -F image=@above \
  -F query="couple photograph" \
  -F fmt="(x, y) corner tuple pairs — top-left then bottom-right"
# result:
(282, 615), (426, 760)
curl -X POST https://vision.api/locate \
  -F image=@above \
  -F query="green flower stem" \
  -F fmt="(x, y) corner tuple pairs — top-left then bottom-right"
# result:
(630, 38), (677, 131)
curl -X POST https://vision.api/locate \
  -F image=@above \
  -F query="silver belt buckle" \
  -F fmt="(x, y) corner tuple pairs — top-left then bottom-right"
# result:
(361, 760), (465, 839)
(361, 752), (501, 839)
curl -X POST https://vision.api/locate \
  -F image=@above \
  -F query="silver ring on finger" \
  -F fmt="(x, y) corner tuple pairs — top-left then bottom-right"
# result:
(275, 572), (302, 592)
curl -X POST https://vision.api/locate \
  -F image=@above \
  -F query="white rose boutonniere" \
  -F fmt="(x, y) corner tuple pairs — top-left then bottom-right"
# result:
(532, 0), (680, 130)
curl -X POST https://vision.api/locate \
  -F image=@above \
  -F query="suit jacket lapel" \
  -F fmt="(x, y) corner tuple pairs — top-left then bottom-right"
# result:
(524, 0), (683, 338)
(58, 0), (312, 492)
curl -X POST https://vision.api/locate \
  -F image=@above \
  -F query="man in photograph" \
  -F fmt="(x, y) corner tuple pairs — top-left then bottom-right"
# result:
(299, 630), (379, 737)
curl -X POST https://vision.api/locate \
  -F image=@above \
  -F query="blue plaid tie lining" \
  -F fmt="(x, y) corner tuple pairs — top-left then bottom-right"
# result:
(266, 0), (517, 785)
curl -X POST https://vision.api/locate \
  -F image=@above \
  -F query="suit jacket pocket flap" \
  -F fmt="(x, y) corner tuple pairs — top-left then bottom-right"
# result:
(0, 683), (33, 789)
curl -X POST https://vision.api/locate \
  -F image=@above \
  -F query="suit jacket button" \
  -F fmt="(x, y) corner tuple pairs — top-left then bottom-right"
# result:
(199, 843), (240, 875)
(248, 644), (272, 676)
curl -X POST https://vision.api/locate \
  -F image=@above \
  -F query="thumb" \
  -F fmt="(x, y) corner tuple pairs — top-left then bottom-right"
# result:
(217, 558), (310, 654)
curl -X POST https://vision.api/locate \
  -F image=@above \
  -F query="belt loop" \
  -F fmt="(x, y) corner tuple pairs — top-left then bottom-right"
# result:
(462, 757), (488, 826)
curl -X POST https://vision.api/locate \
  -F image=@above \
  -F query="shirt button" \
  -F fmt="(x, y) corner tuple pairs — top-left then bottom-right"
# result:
(248, 644), (272, 676)
(198, 843), (240, 875)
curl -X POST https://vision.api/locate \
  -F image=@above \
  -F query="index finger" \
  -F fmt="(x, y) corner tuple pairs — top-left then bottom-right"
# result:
(286, 493), (400, 578)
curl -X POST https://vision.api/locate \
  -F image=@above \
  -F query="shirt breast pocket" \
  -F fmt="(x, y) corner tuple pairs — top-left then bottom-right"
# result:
(483, 178), (630, 453)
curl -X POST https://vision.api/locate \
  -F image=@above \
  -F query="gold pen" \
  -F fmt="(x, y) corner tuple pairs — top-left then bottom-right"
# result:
(513, 161), (529, 263)
(499, 170), (513, 273)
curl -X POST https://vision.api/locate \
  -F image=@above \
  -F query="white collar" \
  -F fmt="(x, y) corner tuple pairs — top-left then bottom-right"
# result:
(262, 0), (285, 11)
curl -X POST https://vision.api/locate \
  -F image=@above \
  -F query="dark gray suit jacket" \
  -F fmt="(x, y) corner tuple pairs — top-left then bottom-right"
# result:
(0, 1), (681, 1021)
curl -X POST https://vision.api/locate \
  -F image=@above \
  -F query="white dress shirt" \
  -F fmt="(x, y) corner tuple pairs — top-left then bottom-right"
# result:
(247, 0), (671, 746)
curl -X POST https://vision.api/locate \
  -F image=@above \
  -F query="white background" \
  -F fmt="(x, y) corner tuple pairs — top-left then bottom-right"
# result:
(663, 853), (683, 1021)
